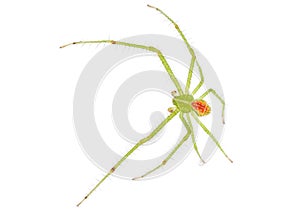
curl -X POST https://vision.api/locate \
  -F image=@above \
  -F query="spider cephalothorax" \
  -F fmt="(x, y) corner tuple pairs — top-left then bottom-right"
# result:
(172, 94), (194, 113)
(61, 4), (232, 207)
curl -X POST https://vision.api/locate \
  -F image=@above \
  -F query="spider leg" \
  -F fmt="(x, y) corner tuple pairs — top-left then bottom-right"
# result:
(76, 110), (179, 207)
(147, 4), (204, 94)
(132, 112), (191, 180)
(60, 40), (183, 95)
(191, 62), (204, 95)
(199, 88), (226, 124)
(186, 113), (205, 164)
(191, 112), (233, 163)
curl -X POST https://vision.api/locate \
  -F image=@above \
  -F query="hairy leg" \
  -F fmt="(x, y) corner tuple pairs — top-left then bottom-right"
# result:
(60, 40), (183, 95)
(76, 110), (179, 206)
(199, 88), (226, 124)
(132, 112), (191, 180)
(186, 113), (205, 164)
(191, 112), (232, 163)
(147, 4), (204, 94)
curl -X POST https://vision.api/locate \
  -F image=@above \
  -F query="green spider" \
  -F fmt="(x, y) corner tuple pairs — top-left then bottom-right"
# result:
(60, 4), (233, 206)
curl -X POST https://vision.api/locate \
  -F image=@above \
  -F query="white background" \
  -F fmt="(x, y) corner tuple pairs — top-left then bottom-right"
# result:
(1, 0), (300, 211)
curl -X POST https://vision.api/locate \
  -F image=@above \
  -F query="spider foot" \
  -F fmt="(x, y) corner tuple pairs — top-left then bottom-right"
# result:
(132, 176), (143, 181)
(200, 159), (206, 165)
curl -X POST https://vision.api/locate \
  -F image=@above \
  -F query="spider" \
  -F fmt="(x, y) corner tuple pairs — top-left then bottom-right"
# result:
(60, 4), (233, 207)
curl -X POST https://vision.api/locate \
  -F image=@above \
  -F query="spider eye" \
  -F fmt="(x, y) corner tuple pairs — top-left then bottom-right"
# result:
(191, 100), (211, 116)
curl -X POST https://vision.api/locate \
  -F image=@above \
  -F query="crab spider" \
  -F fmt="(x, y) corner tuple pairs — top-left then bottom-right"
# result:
(60, 4), (232, 207)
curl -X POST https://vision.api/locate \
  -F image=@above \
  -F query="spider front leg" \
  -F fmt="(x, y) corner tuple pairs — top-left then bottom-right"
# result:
(191, 112), (233, 163)
(186, 114), (205, 164)
(199, 88), (226, 124)
(147, 4), (204, 94)
(76, 110), (179, 206)
(132, 112), (191, 180)
(60, 40), (184, 95)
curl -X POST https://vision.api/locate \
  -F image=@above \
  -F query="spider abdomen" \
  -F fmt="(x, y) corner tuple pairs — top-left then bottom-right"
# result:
(191, 100), (211, 116)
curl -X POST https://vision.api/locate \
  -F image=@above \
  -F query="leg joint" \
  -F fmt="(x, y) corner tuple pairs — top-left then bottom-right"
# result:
(190, 51), (196, 59)
(148, 46), (161, 54)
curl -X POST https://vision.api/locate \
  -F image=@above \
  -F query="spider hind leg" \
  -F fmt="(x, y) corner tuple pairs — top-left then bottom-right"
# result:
(132, 113), (191, 180)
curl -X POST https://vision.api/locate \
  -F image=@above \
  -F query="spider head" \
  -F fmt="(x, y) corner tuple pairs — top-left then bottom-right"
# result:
(191, 100), (211, 116)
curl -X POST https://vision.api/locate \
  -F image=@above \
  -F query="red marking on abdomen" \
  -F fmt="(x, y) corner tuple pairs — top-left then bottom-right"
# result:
(191, 100), (211, 116)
